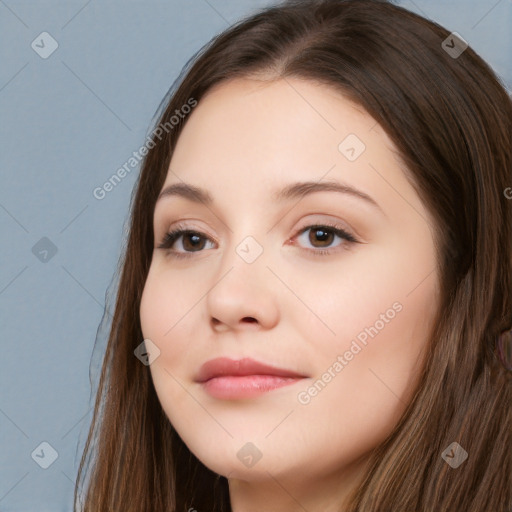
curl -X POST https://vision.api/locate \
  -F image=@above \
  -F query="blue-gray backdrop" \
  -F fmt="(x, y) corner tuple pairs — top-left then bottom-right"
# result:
(1, 1), (511, 510)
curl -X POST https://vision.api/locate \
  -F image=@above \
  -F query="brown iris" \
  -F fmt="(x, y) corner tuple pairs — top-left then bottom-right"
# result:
(309, 227), (334, 248)
(182, 232), (207, 251)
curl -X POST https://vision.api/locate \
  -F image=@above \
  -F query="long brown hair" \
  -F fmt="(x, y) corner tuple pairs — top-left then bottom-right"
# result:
(74, 1), (512, 510)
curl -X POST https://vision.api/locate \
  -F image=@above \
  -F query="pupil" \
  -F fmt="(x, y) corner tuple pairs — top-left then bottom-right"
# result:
(310, 228), (333, 247)
(183, 233), (204, 251)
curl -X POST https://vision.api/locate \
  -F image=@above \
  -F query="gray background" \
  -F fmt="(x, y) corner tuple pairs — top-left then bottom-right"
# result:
(0, 1), (510, 510)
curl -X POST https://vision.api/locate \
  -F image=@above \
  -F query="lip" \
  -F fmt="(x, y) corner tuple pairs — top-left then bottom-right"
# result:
(195, 357), (308, 399)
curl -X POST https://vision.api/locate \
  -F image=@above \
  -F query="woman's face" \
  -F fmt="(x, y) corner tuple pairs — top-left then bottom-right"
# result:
(140, 77), (439, 500)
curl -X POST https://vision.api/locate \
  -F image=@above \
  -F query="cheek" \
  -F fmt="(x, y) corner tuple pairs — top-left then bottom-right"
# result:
(286, 248), (406, 354)
(308, 239), (434, 341)
(293, 244), (435, 409)
(139, 270), (201, 427)
(139, 268), (199, 369)
(291, 294), (433, 467)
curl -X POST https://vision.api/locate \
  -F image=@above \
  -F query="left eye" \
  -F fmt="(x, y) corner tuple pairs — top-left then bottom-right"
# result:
(295, 225), (358, 250)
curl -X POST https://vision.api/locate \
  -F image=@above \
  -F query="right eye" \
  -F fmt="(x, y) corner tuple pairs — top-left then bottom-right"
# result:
(157, 224), (217, 259)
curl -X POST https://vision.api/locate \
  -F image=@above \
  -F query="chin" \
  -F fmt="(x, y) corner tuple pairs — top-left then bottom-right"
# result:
(184, 435), (293, 480)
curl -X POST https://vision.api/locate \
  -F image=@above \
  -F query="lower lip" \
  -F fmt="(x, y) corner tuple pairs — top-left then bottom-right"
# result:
(200, 375), (305, 399)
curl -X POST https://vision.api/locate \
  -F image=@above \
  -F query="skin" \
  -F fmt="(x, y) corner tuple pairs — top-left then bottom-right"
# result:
(139, 77), (440, 511)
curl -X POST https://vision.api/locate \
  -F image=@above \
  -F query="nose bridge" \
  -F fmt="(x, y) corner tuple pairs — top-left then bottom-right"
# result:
(233, 233), (266, 266)
(215, 230), (268, 289)
(218, 208), (271, 272)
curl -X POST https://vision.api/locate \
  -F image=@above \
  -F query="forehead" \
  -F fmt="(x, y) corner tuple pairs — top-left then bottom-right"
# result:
(167, 77), (397, 179)
(180, 76), (381, 149)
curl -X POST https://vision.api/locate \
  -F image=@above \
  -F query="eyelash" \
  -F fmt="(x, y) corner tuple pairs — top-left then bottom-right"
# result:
(157, 221), (359, 259)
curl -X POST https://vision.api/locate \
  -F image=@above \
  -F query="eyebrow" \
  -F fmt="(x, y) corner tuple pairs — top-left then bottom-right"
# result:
(156, 180), (384, 215)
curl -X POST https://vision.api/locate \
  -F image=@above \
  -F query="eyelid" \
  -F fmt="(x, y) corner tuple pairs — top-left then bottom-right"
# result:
(292, 219), (358, 242)
(156, 221), (218, 248)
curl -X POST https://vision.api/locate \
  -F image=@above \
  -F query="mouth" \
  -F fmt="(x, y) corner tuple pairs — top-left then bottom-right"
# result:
(195, 357), (308, 400)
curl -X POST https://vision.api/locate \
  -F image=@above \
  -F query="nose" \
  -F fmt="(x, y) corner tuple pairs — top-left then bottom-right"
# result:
(206, 236), (280, 332)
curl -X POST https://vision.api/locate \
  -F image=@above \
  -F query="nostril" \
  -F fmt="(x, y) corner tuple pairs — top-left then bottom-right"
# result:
(242, 317), (257, 323)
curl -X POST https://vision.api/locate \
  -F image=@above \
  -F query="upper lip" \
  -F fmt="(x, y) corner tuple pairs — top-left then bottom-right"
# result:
(195, 357), (307, 383)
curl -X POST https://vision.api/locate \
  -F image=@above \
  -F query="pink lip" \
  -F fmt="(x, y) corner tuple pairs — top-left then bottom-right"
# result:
(195, 357), (307, 399)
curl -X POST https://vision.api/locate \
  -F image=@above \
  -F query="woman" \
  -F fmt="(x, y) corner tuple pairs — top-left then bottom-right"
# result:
(74, 0), (512, 510)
